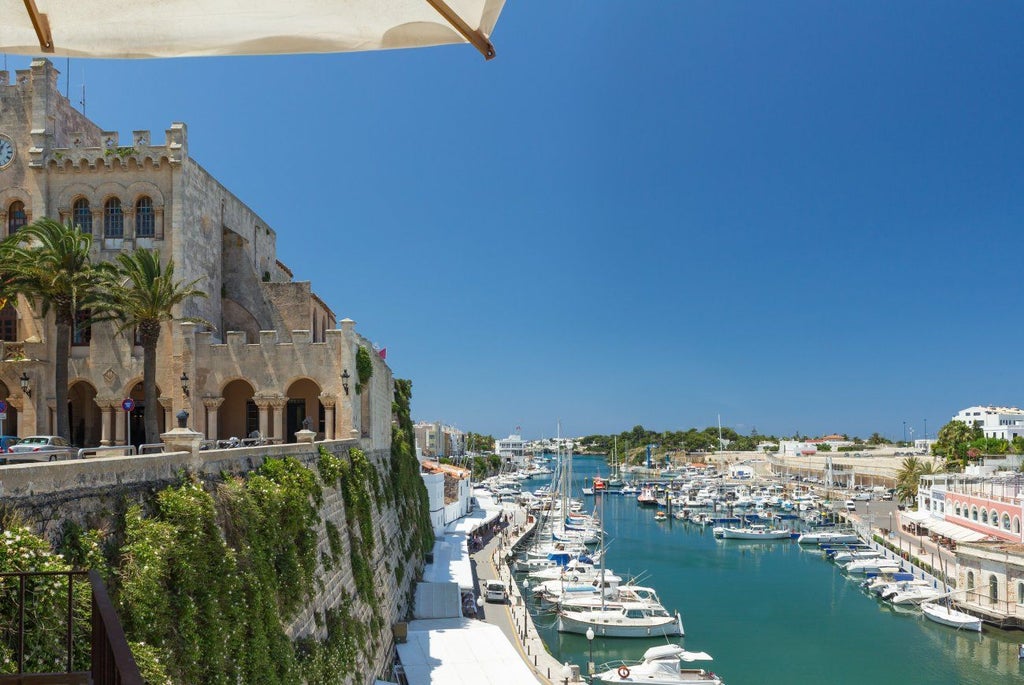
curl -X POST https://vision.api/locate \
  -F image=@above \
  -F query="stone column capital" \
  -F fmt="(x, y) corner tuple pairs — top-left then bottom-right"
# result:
(158, 396), (173, 410)
(268, 397), (288, 410)
(318, 394), (336, 409)
(253, 396), (274, 410)
(203, 397), (225, 410)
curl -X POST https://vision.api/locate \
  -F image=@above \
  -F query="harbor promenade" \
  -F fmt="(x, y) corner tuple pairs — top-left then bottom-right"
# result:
(471, 505), (584, 684)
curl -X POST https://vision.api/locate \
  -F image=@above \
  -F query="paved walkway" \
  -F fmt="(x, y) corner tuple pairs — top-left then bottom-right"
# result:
(470, 505), (582, 684)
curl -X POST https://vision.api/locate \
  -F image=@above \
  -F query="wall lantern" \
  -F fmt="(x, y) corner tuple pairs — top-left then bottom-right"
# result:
(180, 371), (190, 398)
(19, 371), (30, 398)
(342, 369), (350, 395)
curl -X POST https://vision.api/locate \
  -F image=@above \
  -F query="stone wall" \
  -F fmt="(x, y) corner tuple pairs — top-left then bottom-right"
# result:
(0, 440), (420, 684)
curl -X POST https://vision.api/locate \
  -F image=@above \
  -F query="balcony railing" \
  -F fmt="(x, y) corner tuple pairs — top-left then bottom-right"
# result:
(0, 570), (143, 685)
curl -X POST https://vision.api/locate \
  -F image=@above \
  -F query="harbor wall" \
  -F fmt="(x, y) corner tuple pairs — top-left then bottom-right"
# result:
(0, 440), (422, 684)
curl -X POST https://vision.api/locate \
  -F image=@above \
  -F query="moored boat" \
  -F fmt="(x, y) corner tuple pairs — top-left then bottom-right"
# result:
(592, 644), (722, 684)
(719, 524), (791, 540)
(558, 604), (684, 638)
(920, 601), (982, 632)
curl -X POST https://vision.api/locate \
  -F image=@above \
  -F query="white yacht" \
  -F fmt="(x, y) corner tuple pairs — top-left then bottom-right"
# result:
(796, 531), (861, 545)
(558, 604), (684, 638)
(719, 524), (791, 540)
(592, 644), (722, 684)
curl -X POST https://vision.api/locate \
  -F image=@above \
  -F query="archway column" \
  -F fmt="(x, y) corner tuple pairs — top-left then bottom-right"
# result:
(203, 397), (224, 440)
(253, 397), (272, 440)
(270, 397), (287, 442)
(97, 401), (114, 446)
(158, 397), (173, 438)
(319, 394), (336, 440)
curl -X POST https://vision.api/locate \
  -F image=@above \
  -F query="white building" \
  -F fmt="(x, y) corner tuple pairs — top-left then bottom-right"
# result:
(953, 406), (1024, 441)
(494, 433), (526, 464)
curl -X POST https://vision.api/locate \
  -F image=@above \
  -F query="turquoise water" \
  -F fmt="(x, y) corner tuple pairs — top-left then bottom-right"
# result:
(521, 456), (1024, 685)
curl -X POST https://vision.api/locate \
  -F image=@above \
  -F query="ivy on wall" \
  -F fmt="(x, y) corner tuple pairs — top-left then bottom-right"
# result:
(354, 345), (373, 394)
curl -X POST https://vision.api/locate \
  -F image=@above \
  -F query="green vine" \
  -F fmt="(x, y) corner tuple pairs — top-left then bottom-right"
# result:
(355, 345), (373, 394)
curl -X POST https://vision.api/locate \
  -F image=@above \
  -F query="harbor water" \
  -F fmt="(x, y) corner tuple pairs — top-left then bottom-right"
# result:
(521, 455), (1024, 685)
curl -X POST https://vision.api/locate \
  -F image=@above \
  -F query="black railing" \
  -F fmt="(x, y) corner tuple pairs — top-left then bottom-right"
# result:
(0, 569), (143, 685)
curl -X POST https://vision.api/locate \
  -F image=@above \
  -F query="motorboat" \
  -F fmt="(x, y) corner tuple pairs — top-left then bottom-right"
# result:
(654, 511), (668, 522)
(719, 524), (791, 540)
(558, 604), (684, 638)
(797, 531), (861, 545)
(592, 644), (722, 684)
(885, 583), (945, 606)
(843, 558), (901, 575)
(920, 601), (982, 632)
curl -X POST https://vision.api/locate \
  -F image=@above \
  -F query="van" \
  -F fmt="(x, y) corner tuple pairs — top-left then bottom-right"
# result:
(845, 500), (856, 512)
(484, 580), (508, 604)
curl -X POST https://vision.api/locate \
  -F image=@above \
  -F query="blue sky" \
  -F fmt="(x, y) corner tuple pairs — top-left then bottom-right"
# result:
(4, 2), (1023, 440)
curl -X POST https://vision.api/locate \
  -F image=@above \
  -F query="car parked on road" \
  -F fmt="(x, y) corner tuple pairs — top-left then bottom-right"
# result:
(0, 435), (20, 465)
(484, 580), (508, 603)
(5, 435), (76, 462)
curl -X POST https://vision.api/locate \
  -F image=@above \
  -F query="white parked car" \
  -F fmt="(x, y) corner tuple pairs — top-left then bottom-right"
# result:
(6, 435), (77, 462)
(484, 580), (508, 603)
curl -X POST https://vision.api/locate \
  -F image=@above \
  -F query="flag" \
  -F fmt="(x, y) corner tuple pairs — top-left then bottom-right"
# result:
(378, 347), (387, 360)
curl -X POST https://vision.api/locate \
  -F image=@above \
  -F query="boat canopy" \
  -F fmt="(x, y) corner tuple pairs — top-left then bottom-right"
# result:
(642, 644), (712, 662)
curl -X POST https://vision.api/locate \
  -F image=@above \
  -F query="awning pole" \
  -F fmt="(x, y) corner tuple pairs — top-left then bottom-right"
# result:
(424, 0), (495, 60)
(22, 0), (54, 53)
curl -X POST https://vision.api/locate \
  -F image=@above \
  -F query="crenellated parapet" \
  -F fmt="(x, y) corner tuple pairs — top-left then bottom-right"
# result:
(42, 123), (187, 171)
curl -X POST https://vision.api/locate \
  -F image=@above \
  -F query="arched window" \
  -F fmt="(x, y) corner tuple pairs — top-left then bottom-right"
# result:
(989, 575), (998, 605)
(135, 196), (154, 237)
(981, 509), (988, 524)
(73, 198), (92, 233)
(72, 309), (91, 346)
(990, 509), (998, 527)
(104, 198), (123, 238)
(972, 506), (978, 521)
(1015, 516), (1021, 535)
(7, 200), (26, 235)
(1003, 513), (1011, 530)
(967, 571), (975, 592)
(1018, 581), (1024, 606)
(955, 502), (962, 517)
(0, 303), (17, 342)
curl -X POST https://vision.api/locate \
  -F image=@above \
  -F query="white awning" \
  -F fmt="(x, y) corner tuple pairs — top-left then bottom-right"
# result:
(901, 511), (992, 543)
(1, 0), (505, 60)
(397, 618), (541, 684)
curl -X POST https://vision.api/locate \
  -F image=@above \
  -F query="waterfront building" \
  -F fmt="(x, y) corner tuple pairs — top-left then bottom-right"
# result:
(414, 420), (466, 458)
(952, 541), (1024, 629)
(420, 460), (472, 535)
(0, 59), (390, 447)
(916, 473), (1023, 544)
(953, 405), (1024, 440)
(495, 432), (526, 464)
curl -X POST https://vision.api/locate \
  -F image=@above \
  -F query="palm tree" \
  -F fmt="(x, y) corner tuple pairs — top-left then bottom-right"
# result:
(0, 218), (103, 440)
(97, 249), (210, 443)
(894, 455), (943, 505)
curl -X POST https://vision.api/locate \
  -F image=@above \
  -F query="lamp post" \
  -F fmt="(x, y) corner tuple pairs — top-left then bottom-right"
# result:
(903, 421), (906, 445)
(924, 418), (927, 441)
(18, 371), (30, 398)
(561, 662), (572, 685)
(586, 627), (595, 675)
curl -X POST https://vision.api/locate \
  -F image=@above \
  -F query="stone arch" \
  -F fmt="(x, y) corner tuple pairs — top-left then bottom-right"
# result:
(94, 182), (129, 206)
(56, 183), (98, 211)
(68, 380), (99, 448)
(220, 378), (256, 441)
(125, 379), (165, 447)
(967, 571), (975, 592)
(125, 181), (165, 207)
(0, 186), (32, 212)
(989, 575), (998, 605)
(285, 377), (323, 439)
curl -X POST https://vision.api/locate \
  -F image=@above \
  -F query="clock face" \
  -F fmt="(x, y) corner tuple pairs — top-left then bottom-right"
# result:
(0, 136), (14, 169)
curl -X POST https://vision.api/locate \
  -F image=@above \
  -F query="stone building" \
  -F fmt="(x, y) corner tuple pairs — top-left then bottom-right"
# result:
(0, 59), (391, 448)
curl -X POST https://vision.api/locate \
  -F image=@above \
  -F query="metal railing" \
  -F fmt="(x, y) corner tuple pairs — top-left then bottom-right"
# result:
(77, 446), (137, 459)
(0, 569), (143, 685)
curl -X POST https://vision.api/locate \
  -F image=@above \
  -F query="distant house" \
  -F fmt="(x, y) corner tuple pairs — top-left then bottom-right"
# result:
(953, 406), (1024, 441)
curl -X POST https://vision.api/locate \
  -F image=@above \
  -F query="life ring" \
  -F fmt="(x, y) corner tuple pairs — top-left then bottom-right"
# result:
(572, 575), (580, 582)
(617, 665), (630, 679)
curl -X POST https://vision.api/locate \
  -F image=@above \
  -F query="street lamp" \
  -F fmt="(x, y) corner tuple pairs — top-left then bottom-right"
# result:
(341, 369), (350, 395)
(18, 371), (30, 398)
(586, 627), (595, 675)
(903, 421), (906, 445)
(180, 371), (190, 398)
(561, 662), (572, 685)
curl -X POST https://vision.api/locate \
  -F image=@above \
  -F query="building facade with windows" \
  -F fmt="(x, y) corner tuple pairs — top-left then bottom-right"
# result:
(0, 59), (391, 449)
(952, 406), (1024, 441)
